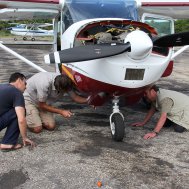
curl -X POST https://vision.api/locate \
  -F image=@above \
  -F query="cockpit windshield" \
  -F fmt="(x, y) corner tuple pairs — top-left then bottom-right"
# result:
(62, 0), (138, 29)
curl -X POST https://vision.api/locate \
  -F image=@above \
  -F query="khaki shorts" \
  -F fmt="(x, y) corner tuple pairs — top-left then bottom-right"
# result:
(25, 99), (55, 128)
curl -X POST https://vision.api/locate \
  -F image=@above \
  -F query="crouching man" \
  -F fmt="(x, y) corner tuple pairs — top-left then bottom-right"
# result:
(0, 73), (35, 152)
(24, 72), (88, 133)
(132, 85), (189, 139)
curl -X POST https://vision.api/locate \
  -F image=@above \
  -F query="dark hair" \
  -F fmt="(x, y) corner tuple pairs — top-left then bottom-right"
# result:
(9, 72), (26, 83)
(150, 85), (159, 92)
(54, 74), (74, 93)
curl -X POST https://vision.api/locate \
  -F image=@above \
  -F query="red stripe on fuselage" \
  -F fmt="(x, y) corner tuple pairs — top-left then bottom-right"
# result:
(62, 66), (146, 96)
(1, 0), (59, 4)
(61, 65), (149, 105)
(0, 5), (7, 8)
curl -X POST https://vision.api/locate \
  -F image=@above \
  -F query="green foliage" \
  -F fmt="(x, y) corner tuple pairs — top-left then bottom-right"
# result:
(1, 19), (189, 34)
(175, 19), (189, 33)
(0, 19), (53, 38)
(145, 18), (189, 34)
(0, 20), (10, 30)
(0, 19), (52, 30)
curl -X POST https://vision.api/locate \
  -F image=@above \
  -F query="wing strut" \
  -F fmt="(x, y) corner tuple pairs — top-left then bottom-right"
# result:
(0, 42), (47, 72)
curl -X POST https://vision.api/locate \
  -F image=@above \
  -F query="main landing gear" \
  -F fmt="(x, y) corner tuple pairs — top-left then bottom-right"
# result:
(110, 97), (125, 141)
(14, 37), (36, 41)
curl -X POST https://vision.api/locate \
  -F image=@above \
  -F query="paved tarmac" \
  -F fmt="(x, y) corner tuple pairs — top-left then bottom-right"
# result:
(0, 43), (189, 189)
(0, 43), (55, 83)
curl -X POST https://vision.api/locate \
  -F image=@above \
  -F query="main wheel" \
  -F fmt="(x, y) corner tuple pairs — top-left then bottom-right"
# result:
(31, 37), (35, 41)
(23, 37), (27, 41)
(110, 113), (125, 141)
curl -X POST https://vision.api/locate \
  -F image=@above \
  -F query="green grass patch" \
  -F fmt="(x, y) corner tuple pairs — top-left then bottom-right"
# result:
(0, 30), (12, 37)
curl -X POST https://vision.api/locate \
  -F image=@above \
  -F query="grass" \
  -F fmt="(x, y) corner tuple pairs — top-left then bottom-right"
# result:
(0, 30), (12, 37)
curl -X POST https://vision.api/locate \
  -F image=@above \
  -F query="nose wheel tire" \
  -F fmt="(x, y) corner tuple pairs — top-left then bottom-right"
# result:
(110, 113), (125, 141)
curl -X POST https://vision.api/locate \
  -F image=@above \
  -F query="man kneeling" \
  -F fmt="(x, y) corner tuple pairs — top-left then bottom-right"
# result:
(132, 85), (189, 139)
(24, 72), (88, 133)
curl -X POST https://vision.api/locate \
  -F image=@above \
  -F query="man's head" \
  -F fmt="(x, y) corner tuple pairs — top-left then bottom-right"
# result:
(9, 72), (27, 92)
(54, 74), (74, 93)
(144, 85), (159, 102)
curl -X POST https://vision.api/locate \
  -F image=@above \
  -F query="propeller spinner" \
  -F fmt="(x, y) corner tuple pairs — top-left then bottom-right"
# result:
(124, 30), (153, 60)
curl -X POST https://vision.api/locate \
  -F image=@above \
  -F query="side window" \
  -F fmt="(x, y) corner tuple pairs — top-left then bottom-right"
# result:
(141, 14), (174, 36)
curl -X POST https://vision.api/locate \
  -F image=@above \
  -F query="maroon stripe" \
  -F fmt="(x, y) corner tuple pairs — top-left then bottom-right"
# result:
(2, 0), (59, 4)
(0, 5), (7, 8)
(142, 2), (189, 6)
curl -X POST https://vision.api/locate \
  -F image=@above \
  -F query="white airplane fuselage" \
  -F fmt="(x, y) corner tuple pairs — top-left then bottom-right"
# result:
(10, 28), (53, 37)
(58, 19), (173, 101)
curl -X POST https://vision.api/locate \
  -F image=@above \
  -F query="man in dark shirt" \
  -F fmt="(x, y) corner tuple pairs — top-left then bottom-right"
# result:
(0, 72), (35, 152)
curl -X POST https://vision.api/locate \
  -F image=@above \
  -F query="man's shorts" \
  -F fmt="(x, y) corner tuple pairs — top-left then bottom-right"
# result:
(25, 99), (55, 128)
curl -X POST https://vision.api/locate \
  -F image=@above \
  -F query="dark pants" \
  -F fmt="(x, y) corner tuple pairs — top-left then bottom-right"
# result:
(163, 119), (187, 133)
(0, 108), (20, 145)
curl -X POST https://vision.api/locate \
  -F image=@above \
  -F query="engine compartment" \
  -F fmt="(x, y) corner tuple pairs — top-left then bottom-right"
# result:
(74, 20), (156, 45)
(74, 20), (169, 56)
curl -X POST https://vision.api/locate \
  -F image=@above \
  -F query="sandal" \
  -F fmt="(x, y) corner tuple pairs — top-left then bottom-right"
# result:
(0, 144), (23, 152)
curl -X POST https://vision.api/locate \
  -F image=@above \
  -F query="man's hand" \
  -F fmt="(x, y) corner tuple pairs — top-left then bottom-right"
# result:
(59, 110), (73, 118)
(143, 132), (157, 140)
(131, 122), (145, 127)
(23, 138), (36, 149)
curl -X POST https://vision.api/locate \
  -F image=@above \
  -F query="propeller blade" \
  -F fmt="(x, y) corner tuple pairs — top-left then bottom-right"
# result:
(44, 43), (131, 64)
(153, 31), (189, 47)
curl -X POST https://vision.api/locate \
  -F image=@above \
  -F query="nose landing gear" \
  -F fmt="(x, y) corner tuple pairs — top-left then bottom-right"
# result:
(110, 97), (125, 141)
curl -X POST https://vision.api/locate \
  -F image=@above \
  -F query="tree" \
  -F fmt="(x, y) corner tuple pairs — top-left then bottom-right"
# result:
(175, 19), (189, 33)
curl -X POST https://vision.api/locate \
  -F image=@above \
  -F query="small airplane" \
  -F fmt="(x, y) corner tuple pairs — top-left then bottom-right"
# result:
(0, 0), (189, 141)
(6, 23), (26, 30)
(7, 23), (53, 41)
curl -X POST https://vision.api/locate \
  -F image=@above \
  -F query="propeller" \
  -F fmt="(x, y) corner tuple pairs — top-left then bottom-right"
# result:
(153, 31), (189, 47)
(44, 43), (131, 64)
(44, 30), (189, 64)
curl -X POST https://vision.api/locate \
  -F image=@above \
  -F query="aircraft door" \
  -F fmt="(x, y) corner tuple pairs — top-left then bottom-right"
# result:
(141, 13), (174, 36)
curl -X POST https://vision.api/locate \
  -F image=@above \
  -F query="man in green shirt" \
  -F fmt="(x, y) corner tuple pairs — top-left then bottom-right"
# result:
(132, 85), (188, 139)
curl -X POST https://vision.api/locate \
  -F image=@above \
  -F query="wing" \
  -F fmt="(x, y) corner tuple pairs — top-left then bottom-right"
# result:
(138, 0), (189, 19)
(0, 0), (61, 20)
(0, 0), (60, 9)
